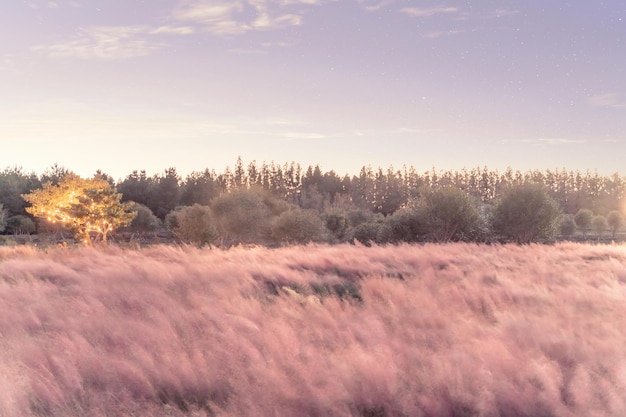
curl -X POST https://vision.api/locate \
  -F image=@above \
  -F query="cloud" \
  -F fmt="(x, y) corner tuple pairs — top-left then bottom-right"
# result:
(356, 0), (393, 12)
(280, 132), (329, 140)
(400, 7), (459, 17)
(587, 93), (626, 109)
(172, 0), (325, 35)
(32, 26), (165, 60)
(33, 0), (328, 60)
(423, 29), (465, 39)
(149, 25), (196, 35)
(32, 23), (195, 61)
(516, 138), (587, 146)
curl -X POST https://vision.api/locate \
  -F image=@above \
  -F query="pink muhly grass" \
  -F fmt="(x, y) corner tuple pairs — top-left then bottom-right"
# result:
(0, 243), (624, 416)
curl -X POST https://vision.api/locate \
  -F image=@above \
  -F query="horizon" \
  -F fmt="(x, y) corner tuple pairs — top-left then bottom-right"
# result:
(2, 1), (625, 178)
(4, 158), (626, 183)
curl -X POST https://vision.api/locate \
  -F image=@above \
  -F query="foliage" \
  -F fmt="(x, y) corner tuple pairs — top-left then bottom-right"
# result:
(322, 210), (350, 241)
(125, 203), (160, 234)
(490, 184), (561, 243)
(574, 209), (593, 238)
(0, 204), (6, 233)
(591, 215), (608, 239)
(211, 188), (287, 244)
(385, 208), (424, 243)
(352, 220), (387, 245)
(165, 204), (217, 247)
(7, 159), (626, 244)
(559, 214), (576, 238)
(607, 210), (623, 238)
(413, 187), (482, 242)
(0, 167), (41, 216)
(5, 215), (36, 235)
(22, 174), (136, 244)
(271, 208), (325, 244)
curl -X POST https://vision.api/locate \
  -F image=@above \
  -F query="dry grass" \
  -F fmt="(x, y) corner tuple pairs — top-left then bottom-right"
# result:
(0, 242), (625, 416)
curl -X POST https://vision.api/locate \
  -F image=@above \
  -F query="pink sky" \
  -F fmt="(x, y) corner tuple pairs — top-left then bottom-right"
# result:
(1, 1), (625, 180)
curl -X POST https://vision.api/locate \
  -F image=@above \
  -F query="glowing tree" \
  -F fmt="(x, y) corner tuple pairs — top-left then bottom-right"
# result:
(23, 174), (136, 244)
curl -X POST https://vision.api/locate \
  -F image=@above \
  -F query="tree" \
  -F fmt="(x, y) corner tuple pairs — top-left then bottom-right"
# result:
(574, 209), (593, 239)
(490, 184), (561, 243)
(271, 208), (325, 244)
(591, 215), (608, 241)
(211, 188), (287, 245)
(149, 168), (181, 219)
(6, 215), (36, 235)
(323, 209), (349, 241)
(559, 214), (576, 239)
(414, 187), (482, 242)
(23, 174), (136, 244)
(40, 164), (73, 186)
(0, 167), (42, 217)
(165, 204), (217, 247)
(125, 203), (160, 236)
(607, 210), (623, 239)
(386, 208), (424, 243)
(0, 204), (6, 233)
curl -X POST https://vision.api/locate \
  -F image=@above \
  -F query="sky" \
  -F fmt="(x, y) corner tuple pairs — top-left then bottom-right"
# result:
(1, 0), (625, 180)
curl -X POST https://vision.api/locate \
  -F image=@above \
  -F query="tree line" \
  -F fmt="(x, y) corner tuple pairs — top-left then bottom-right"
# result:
(0, 159), (624, 246)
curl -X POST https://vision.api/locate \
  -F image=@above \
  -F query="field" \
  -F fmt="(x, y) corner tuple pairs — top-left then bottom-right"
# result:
(0, 243), (625, 417)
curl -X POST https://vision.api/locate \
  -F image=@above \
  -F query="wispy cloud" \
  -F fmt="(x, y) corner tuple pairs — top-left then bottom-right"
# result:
(32, 23), (195, 60)
(172, 0), (323, 36)
(587, 93), (626, 109)
(32, 0), (317, 60)
(400, 7), (459, 18)
(356, 0), (393, 12)
(32, 26), (165, 60)
(515, 138), (587, 146)
(423, 29), (465, 39)
(149, 25), (196, 35)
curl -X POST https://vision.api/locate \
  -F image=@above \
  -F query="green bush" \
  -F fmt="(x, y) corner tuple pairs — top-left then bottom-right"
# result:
(490, 184), (561, 243)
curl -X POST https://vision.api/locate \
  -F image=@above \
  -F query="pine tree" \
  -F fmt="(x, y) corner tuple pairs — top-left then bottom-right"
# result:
(23, 174), (136, 244)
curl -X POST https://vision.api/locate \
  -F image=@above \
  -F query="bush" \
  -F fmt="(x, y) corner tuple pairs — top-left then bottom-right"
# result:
(271, 209), (325, 244)
(126, 203), (161, 235)
(352, 221), (386, 246)
(559, 214), (576, 238)
(490, 184), (561, 243)
(0, 204), (6, 233)
(211, 189), (286, 244)
(607, 210), (623, 238)
(386, 208), (424, 243)
(5, 215), (36, 235)
(591, 215), (608, 240)
(323, 210), (349, 241)
(414, 187), (482, 242)
(574, 209), (593, 238)
(166, 204), (217, 247)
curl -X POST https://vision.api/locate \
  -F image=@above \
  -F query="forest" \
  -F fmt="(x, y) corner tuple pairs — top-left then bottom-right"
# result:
(0, 159), (625, 246)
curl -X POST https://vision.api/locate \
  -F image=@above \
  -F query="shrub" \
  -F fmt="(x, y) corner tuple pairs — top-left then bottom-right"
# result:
(490, 184), (561, 243)
(323, 210), (349, 241)
(414, 187), (482, 242)
(271, 209), (325, 244)
(126, 203), (161, 235)
(211, 188), (286, 244)
(559, 214), (576, 238)
(574, 209), (593, 238)
(607, 210), (624, 238)
(166, 204), (217, 246)
(591, 215), (608, 240)
(5, 215), (36, 235)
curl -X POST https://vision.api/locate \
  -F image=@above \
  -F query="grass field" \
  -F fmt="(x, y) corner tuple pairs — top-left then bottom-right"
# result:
(0, 243), (625, 417)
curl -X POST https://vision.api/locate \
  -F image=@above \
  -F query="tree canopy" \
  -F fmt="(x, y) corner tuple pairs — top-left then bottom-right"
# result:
(23, 174), (136, 244)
